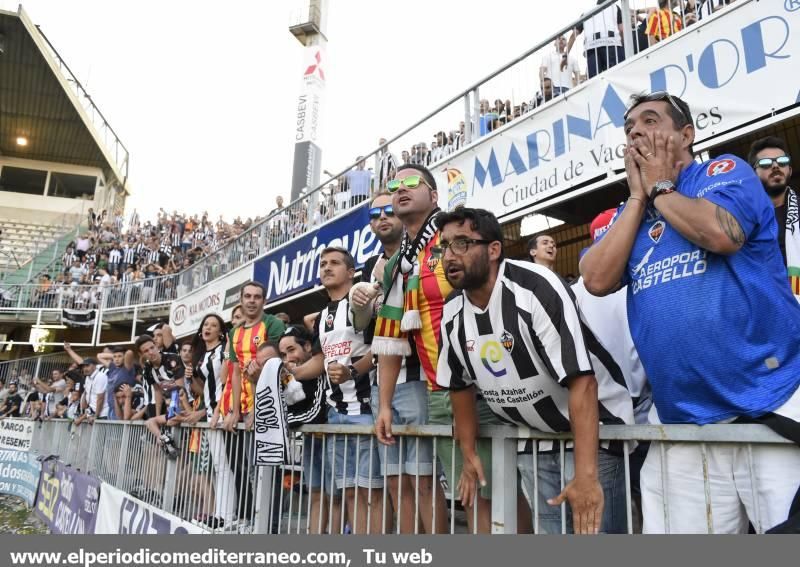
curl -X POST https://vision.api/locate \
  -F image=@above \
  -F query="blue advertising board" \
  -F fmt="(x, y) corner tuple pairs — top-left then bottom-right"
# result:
(254, 204), (382, 302)
(0, 449), (41, 506)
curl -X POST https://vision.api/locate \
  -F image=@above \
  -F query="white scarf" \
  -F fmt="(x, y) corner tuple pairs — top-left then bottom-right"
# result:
(253, 358), (290, 466)
(785, 187), (800, 300)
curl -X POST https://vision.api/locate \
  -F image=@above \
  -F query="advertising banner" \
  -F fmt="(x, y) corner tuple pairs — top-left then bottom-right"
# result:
(253, 204), (382, 303)
(95, 481), (208, 534)
(0, 418), (34, 451)
(34, 458), (101, 534)
(0, 449), (40, 506)
(169, 264), (255, 337)
(435, 0), (799, 217)
(291, 45), (327, 201)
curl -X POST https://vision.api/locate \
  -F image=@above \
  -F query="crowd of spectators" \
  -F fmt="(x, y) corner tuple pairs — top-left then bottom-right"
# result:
(359, 0), (738, 191)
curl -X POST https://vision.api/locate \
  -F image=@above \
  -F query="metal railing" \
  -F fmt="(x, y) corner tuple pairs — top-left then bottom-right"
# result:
(24, 418), (792, 535)
(120, 0), (740, 309)
(0, 348), (93, 392)
(0, 1), (747, 326)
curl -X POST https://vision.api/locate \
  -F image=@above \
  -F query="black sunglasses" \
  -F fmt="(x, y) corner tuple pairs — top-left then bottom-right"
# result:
(624, 91), (689, 124)
(369, 205), (394, 220)
(755, 156), (791, 169)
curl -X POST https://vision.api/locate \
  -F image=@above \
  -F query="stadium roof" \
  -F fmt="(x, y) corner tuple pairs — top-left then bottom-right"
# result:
(0, 6), (129, 193)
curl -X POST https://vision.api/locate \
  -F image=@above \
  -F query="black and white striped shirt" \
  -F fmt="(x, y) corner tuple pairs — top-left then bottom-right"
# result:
(108, 249), (122, 265)
(436, 260), (633, 443)
(122, 246), (136, 265)
(196, 343), (223, 419)
(314, 297), (373, 415)
(62, 251), (77, 266)
(170, 233), (181, 248)
(147, 249), (160, 265)
(158, 243), (173, 258)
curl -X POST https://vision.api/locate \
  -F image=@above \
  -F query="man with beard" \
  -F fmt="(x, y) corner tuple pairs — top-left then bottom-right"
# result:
(352, 192), (445, 533)
(435, 207), (634, 534)
(748, 137), (799, 300)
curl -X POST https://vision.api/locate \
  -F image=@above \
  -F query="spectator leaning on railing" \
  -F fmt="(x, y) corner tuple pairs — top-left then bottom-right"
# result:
(581, 90), (800, 533)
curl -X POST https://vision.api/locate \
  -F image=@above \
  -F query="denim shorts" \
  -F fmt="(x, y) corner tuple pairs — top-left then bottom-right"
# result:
(370, 381), (434, 476)
(326, 408), (383, 490)
(302, 433), (336, 495)
(517, 449), (627, 534)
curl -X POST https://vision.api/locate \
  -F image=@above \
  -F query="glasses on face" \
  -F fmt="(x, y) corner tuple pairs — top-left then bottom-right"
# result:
(755, 155), (791, 169)
(624, 90), (689, 124)
(431, 238), (494, 259)
(386, 175), (428, 193)
(369, 205), (394, 220)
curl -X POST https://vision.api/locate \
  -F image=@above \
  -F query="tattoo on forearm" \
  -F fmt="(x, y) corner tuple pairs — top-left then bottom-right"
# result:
(715, 206), (745, 246)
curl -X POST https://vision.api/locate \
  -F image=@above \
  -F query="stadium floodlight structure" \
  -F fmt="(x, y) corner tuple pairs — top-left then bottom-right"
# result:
(288, 0), (328, 204)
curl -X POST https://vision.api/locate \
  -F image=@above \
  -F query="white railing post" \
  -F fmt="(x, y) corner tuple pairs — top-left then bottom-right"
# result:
(620, 0), (635, 60)
(464, 92), (473, 145)
(490, 428), (518, 534)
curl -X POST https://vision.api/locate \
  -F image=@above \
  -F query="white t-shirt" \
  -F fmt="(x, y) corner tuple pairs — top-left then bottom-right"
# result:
(571, 277), (652, 424)
(540, 50), (580, 89)
(85, 368), (109, 418)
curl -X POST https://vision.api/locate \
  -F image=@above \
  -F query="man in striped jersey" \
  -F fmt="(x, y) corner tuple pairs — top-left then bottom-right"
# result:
(224, 281), (285, 432)
(289, 247), (383, 534)
(435, 207), (634, 534)
(354, 192), (446, 534)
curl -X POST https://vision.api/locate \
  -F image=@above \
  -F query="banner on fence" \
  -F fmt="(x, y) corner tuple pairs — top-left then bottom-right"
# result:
(434, 0), (800, 218)
(169, 264), (254, 337)
(61, 309), (97, 328)
(0, 418), (34, 451)
(95, 482), (208, 534)
(34, 459), (101, 534)
(0, 449), (41, 506)
(253, 204), (382, 303)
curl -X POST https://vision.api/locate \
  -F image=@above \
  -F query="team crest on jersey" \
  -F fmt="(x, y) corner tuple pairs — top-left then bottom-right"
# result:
(706, 159), (736, 177)
(325, 313), (335, 329)
(252, 335), (261, 346)
(648, 220), (665, 243)
(500, 331), (514, 353)
(466, 340), (475, 352)
(427, 255), (440, 272)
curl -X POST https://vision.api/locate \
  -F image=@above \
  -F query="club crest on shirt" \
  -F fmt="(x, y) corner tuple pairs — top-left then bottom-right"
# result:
(706, 159), (736, 177)
(500, 330), (514, 353)
(325, 313), (335, 330)
(648, 220), (666, 243)
(252, 335), (261, 346)
(466, 340), (475, 352)
(427, 255), (440, 272)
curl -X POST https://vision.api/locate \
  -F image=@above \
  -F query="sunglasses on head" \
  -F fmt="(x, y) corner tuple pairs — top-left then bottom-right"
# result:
(624, 91), (689, 124)
(755, 156), (791, 169)
(369, 205), (394, 220)
(386, 175), (428, 193)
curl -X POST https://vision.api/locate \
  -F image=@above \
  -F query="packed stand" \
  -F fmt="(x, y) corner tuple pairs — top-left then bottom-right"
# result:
(20, 208), (268, 310)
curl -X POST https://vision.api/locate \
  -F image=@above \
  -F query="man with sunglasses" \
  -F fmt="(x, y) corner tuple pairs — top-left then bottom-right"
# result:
(353, 192), (445, 534)
(747, 136), (799, 300)
(581, 91), (800, 533)
(372, 164), (494, 533)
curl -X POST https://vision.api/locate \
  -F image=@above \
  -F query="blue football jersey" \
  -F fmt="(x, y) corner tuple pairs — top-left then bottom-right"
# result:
(615, 154), (800, 424)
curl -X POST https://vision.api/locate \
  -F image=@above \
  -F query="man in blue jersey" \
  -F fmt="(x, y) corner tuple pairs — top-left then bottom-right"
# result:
(581, 91), (800, 533)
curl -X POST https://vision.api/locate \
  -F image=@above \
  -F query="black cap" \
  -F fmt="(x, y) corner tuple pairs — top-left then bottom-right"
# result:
(80, 357), (98, 366)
